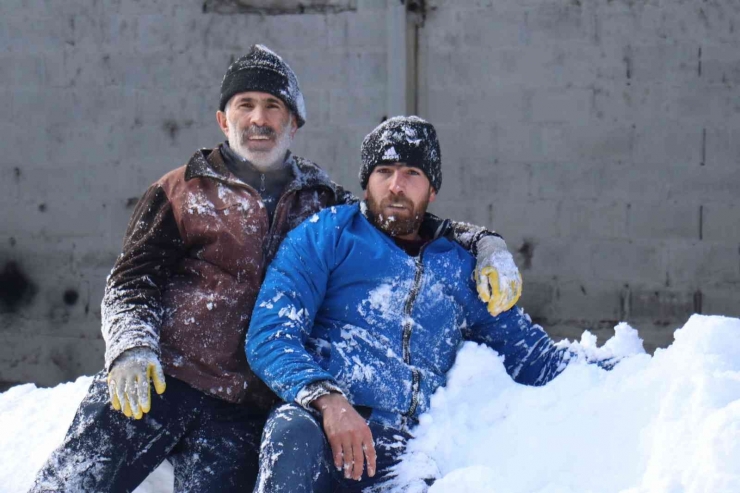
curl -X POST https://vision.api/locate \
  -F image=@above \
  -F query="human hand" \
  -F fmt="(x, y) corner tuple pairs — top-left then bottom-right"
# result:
(312, 393), (376, 480)
(475, 235), (523, 316)
(107, 347), (166, 419)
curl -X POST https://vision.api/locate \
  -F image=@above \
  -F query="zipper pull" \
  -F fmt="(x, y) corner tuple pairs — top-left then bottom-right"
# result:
(260, 173), (266, 193)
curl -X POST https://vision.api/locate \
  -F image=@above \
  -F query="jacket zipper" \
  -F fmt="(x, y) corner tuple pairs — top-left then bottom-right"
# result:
(402, 245), (427, 418)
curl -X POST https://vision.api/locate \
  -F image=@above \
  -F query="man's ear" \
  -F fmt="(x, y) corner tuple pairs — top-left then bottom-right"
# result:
(216, 110), (229, 137)
(429, 188), (437, 203)
(289, 115), (298, 138)
(363, 189), (368, 200)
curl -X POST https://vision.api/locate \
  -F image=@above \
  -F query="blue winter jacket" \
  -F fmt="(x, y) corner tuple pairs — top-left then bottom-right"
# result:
(247, 204), (572, 428)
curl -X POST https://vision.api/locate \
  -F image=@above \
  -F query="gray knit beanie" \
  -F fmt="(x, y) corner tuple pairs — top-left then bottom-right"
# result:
(219, 44), (306, 127)
(360, 116), (442, 191)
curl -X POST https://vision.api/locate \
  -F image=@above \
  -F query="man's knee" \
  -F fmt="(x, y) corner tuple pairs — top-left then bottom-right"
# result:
(255, 404), (333, 493)
(262, 403), (326, 453)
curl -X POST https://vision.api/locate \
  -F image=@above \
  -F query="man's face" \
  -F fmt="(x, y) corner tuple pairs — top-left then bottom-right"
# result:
(216, 91), (298, 171)
(364, 163), (437, 240)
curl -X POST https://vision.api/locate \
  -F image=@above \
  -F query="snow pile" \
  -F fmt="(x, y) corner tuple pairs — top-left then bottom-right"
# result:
(1, 315), (739, 493)
(394, 314), (740, 493)
(0, 377), (173, 493)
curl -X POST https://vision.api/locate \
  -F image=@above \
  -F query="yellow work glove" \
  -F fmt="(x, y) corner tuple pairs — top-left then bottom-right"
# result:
(107, 347), (166, 420)
(474, 235), (523, 316)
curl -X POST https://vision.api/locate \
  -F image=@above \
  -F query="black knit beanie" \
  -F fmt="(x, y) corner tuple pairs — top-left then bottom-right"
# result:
(360, 116), (442, 191)
(219, 44), (306, 128)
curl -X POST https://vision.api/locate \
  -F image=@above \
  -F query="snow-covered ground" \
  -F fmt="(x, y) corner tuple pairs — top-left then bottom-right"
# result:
(2, 314), (739, 493)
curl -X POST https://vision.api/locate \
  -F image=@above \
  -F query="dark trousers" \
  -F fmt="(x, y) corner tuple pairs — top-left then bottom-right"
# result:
(29, 371), (266, 493)
(253, 403), (411, 493)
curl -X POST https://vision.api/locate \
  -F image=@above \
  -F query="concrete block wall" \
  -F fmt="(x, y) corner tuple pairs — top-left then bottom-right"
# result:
(0, 0), (387, 387)
(422, 0), (740, 351)
(2, 0), (739, 387)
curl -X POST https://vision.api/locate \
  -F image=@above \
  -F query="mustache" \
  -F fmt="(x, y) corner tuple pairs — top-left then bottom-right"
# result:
(241, 125), (276, 139)
(381, 194), (413, 209)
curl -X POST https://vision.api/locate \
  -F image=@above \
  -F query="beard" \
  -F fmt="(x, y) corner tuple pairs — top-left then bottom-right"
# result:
(365, 191), (430, 238)
(228, 117), (294, 171)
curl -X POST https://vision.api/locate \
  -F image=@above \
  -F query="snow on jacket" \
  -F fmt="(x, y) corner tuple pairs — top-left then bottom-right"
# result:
(246, 204), (572, 427)
(101, 144), (348, 408)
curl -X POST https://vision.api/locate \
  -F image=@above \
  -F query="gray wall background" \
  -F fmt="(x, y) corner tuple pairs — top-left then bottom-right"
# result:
(1, 0), (738, 388)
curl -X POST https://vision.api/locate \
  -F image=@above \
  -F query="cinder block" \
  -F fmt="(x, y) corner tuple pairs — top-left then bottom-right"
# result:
(675, 83), (740, 125)
(60, 48), (137, 88)
(0, 164), (21, 204)
(423, 47), (534, 90)
(291, 128), (340, 172)
(96, 13), (140, 49)
(629, 43), (699, 85)
(595, 8), (653, 47)
(62, 6), (105, 50)
(523, 238), (594, 281)
(666, 241), (740, 288)
(627, 201), (700, 240)
(135, 86), (212, 127)
(423, 88), (467, 125)
(0, 14), (73, 55)
(701, 44), (740, 85)
(423, 8), (464, 51)
(526, 2), (595, 45)
(298, 88), (329, 126)
(0, 55), (46, 87)
(550, 280), (623, 323)
(0, 120), (48, 165)
(590, 239), (665, 284)
(459, 7), (528, 49)
(639, 1), (738, 46)
(347, 52), (387, 93)
(592, 81), (680, 125)
(460, 158), (531, 205)
(328, 87), (385, 125)
(495, 122), (547, 163)
(0, 89), (11, 120)
(258, 14), (330, 52)
(516, 280), (556, 321)
(663, 164), (740, 205)
(557, 199), (629, 240)
(541, 124), (634, 164)
(356, 0), (385, 11)
(490, 200), (566, 241)
(705, 126), (740, 170)
(327, 11), (386, 50)
(433, 122), (500, 168)
(105, 0), (179, 17)
(703, 203), (740, 243)
(133, 13), (193, 53)
(702, 289), (740, 318)
(0, 332), (104, 386)
(624, 287), (696, 325)
(632, 122), (702, 166)
(529, 162), (604, 201)
(474, 85), (529, 124)
(288, 50), (350, 91)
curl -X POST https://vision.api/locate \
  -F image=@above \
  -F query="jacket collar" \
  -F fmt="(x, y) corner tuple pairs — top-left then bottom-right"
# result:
(184, 144), (338, 199)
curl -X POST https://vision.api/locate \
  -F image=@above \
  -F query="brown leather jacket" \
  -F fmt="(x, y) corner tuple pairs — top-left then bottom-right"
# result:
(101, 145), (349, 410)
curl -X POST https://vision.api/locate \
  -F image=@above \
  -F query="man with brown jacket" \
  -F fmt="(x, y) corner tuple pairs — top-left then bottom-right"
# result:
(29, 45), (522, 493)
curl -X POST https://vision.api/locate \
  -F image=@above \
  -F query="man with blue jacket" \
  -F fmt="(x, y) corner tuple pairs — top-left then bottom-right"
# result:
(246, 116), (591, 492)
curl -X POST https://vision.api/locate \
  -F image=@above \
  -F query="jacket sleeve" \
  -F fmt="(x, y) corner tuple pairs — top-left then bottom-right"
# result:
(446, 218), (502, 254)
(462, 304), (572, 386)
(332, 181), (359, 205)
(246, 211), (342, 404)
(101, 184), (184, 370)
